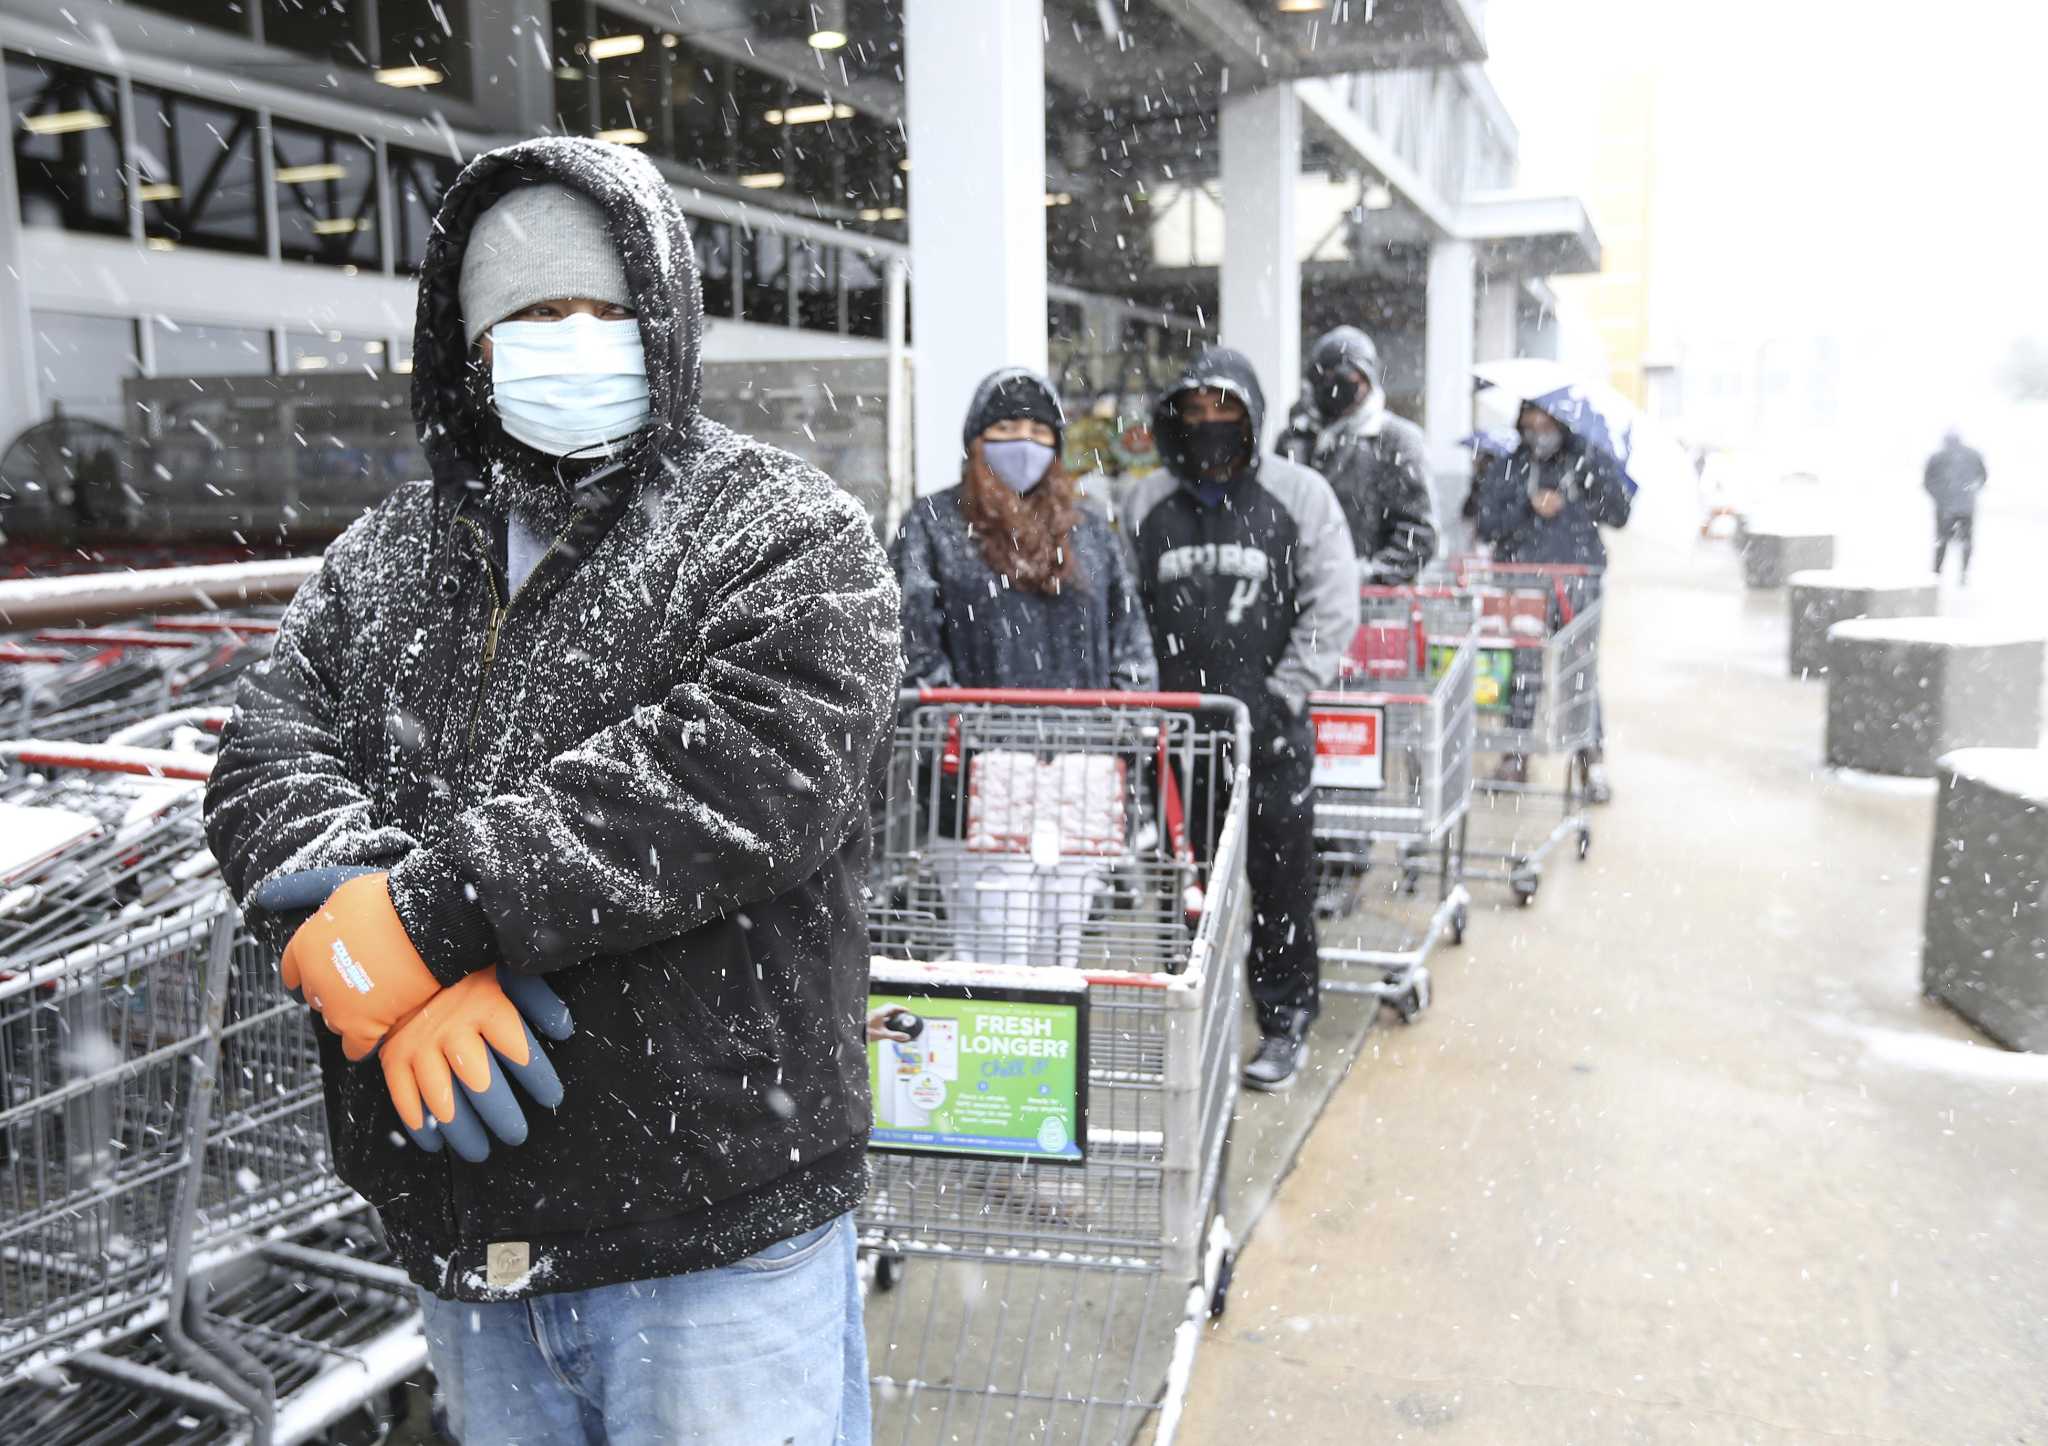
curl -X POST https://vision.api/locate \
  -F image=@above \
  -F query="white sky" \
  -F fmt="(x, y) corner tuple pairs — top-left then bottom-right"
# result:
(1484, 0), (2048, 352)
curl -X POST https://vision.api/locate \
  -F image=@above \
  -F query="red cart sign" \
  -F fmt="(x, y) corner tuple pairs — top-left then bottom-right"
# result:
(1311, 704), (1384, 790)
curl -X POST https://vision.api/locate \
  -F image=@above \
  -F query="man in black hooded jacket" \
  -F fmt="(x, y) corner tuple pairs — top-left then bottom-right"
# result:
(1303, 325), (1438, 581)
(1122, 347), (1359, 1091)
(204, 138), (897, 1444)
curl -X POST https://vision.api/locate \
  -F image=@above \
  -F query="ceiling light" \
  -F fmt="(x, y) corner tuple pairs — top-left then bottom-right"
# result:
(23, 109), (110, 136)
(897, 158), (911, 172)
(594, 127), (649, 145)
(764, 102), (853, 127)
(145, 236), (178, 251)
(858, 207), (882, 221)
(373, 64), (444, 88)
(807, 29), (848, 50)
(296, 355), (330, 370)
(395, 358), (415, 374)
(880, 205), (905, 221)
(1044, 192), (1073, 206)
(137, 182), (181, 203)
(1362, 182), (1394, 210)
(365, 340), (386, 354)
(554, 66), (585, 80)
(275, 162), (349, 185)
(312, 216), (369, 234)
(660, 33), (679, 48)
(1275, 0), (1326, 11)
(586, 33), (645, 61)
(739, 172), (787, 189)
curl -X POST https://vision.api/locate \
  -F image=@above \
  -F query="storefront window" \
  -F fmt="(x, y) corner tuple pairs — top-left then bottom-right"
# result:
(390, 145), (461, 274)
(591, 16), (663, 150)
(261, 0), (364, 69)
(8, 54), (127, 237)
(285, 331), (387, 373)
(690, 217), (737, 319)
(378, 0), (472, 100)
(843, 247), (886, 339)
(30, 311), (143, 427)
(793, 240), (840, 333)
(272, 120), (379, 268)
(150, 318), (273, 377)
(741, 228), (789, 326)
(131, 82), (267, 255)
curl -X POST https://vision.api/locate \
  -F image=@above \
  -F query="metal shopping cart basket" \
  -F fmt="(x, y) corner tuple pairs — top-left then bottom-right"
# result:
(0, 738), (404, 1444)
(1310, 591), (1477, 1021)
(862, 688), (1249, 1445)
(1447, 561), (1602, 905)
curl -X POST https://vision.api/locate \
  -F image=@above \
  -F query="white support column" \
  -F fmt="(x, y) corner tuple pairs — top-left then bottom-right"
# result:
(1424, 237), (1478, 476)
(0, 60), (37, 446)
(904, 0), (1046, 495)
(1475, 268), (1519, 366)
(1220, 85), (1300, 450)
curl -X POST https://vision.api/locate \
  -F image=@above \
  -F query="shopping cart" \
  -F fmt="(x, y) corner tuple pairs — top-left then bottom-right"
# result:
(0, 735), (383, 1442)
(862, 687), (1249, 1445)
(1450, 561), (1602, 905)
(1310, 594), (1477, 1021)
(1, 620), (272, 744)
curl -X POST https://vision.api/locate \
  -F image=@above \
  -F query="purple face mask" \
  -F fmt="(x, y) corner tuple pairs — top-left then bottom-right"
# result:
(982, 438), (1056, 493)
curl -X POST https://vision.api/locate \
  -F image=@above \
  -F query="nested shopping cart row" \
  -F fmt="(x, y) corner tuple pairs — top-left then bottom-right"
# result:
(0, 740), (416, 1446)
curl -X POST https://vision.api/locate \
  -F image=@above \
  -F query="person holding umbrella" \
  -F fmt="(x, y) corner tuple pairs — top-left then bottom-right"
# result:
(1473, 400), (1632, 802)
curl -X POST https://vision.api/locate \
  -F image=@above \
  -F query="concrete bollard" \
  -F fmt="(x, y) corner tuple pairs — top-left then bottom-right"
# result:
(1825, 618), (2045, 776)
(1740, 528), (1836, 588)
(1786, 570), (1939, 677)
(1923, 748), (2048, 1051)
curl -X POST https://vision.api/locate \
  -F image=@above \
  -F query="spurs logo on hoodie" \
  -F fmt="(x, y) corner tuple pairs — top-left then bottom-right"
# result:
(1121, 347), (1361, 733)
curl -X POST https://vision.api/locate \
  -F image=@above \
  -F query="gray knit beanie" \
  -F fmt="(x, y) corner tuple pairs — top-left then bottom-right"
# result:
(458, 183), (631, 345)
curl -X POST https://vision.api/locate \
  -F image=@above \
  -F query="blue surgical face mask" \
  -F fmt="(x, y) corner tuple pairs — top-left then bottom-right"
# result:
(489, 313), (650, 457)
(982, 438), (1056, 493)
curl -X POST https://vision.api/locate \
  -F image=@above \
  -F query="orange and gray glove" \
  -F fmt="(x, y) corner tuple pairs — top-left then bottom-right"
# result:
(275, 871), (443, 1060)
(379, 965), (573, 1163)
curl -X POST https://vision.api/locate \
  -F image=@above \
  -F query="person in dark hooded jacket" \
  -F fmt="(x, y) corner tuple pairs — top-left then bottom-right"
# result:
(203, 138), (896, 1445)
(894, 367), (1156, 694)
(1474, 402), (1631, 802)
(1303, 325), (1438, 581)
(1122, 346), (1359, 1092)
(893, 368), (1157, 967)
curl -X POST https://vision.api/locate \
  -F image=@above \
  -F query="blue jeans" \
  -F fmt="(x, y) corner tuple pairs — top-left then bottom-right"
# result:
(417, 1213), (869, 1446)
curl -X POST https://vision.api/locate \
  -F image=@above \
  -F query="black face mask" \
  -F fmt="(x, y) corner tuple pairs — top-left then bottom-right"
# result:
(1179, 419), (1247, 482)
(1313, 373), (1363, 420)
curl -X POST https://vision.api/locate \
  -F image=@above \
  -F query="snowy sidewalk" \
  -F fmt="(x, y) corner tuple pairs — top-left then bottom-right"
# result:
(1173, 514), (2048, 1443)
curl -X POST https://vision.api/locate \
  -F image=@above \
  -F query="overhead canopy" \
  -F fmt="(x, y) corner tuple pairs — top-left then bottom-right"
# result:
(1457, 192), (1604, 276)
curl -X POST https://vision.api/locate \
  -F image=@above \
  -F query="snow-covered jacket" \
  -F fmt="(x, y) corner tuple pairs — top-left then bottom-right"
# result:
(1311, 395), (1438, 582)
(203, 138), (899, 1302)
(1125, 348), (1359, 745)
(893, 486), (1157, 691)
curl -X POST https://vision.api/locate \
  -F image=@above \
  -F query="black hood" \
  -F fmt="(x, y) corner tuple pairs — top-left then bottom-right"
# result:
(1152, 345), (1268, 485)
(961, 367), (1064, 454)
(409, 138), (703, 496)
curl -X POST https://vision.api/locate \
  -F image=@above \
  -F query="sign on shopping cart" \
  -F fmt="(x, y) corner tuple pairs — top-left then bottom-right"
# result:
(1310, 703), (1385, 790)
(867, 982), (1088, 1165)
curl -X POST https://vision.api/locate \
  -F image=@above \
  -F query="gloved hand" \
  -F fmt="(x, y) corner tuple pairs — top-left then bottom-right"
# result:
(381, 966), (574, 1164)
(277, 872), (443, 1061)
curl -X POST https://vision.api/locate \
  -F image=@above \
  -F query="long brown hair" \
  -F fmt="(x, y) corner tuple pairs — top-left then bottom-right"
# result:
(959, 438), (1081, 595)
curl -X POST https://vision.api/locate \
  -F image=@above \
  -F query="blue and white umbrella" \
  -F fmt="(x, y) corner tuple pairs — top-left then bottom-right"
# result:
(1473, 358), (1690, 496)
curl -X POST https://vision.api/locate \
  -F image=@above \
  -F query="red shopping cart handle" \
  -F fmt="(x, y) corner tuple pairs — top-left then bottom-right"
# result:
(0, 739), (214, 780)
(34, 628), (203, 650)
(916, 687), (1215, 710)
(0, 645), (73, 664)
(151, 617), (283, 635)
